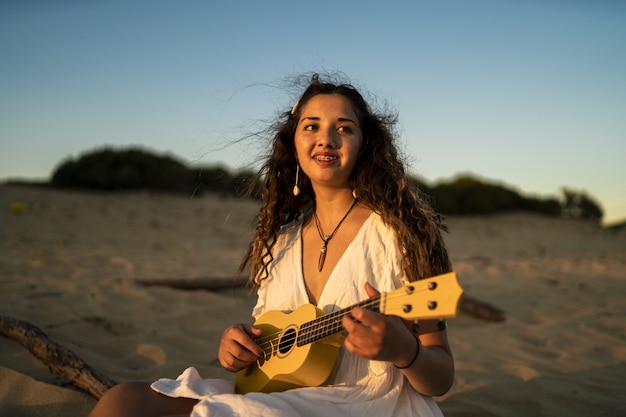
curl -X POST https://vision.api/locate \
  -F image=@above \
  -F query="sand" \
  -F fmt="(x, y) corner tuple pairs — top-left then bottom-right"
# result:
(1, 184), (625, 416)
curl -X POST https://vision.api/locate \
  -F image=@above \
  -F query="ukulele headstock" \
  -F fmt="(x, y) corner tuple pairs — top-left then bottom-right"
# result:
(381, 272), (463, 321)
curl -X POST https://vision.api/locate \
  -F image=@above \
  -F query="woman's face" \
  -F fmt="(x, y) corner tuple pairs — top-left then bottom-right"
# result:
(294, 93), (363, 192)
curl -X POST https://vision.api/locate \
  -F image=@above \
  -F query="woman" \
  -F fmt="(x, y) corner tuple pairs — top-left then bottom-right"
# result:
(89, 74), (454, 417)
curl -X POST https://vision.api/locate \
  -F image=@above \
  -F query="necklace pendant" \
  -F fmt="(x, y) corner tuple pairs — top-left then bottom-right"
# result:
(318, 246), (327, 272)
(312, 200), (358, 273)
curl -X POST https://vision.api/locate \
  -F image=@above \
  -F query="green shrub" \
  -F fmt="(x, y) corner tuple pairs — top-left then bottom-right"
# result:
(560, 188), (603, 221)
(50, 146), (257, 197)
(48, 147), (603, 221)
(412, 173), (593, 220)
(52, 147), (191, 191)
(426, 175), (525, 215)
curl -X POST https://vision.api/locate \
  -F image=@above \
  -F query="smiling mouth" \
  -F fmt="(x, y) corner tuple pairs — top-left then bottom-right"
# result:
(314, 155), (337, 161)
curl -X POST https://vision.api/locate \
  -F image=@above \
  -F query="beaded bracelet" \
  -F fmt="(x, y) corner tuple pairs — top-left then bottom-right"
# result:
(394, 336), (420, 369)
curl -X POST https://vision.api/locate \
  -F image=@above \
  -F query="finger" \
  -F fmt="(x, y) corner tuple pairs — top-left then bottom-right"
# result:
(350, 306), (386, 331)
(219, 344), (247, 371)
(341, 318), (380, 359)
(243, 324), (263, 339)
(225, 325), (262, 358)
(222, 340), (260, 370)
(341, 319), (366, 353)
(342, 333), (363, 356)
(341, 313), (375, 348)
(234, 327), (263, 357)
(364, 282), (380, 298)
(341, 314), (361, 334)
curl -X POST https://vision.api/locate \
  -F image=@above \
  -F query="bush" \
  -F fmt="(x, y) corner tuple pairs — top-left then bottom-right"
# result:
(424, 175), (525, 215)
(52, 147), (191, 191)
(413, 173), (592, 219)
(50, 146), (257, 197)
(48, 147), (603, 221)
(190, 166), (258, 197)
(560, 188), (603, 221)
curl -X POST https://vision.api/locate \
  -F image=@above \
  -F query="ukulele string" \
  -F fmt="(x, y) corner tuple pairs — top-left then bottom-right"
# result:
(253, 287), (432, 351)
(300, 286), (432, 339)
(254, 286), (433, 352)
(253, 296), (381, 349)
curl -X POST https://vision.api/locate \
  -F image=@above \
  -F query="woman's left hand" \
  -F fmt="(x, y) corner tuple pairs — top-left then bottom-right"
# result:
(341, 283), (417, 366)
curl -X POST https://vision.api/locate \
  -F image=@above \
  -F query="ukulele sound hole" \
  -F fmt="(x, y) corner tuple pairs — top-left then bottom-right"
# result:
(278, 327), (297, 355)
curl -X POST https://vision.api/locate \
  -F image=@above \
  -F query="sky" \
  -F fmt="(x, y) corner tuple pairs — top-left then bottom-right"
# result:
(1, 0), (625, 224)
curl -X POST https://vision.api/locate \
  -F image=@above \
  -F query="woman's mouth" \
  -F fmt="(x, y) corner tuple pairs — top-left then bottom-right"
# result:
(313, 155), (337, 162)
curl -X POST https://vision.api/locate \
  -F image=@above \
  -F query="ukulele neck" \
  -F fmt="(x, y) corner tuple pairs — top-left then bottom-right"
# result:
(296, 296), (381, 346)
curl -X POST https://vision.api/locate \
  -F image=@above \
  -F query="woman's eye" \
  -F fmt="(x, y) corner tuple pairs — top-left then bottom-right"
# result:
(304, 124), (317, 131)
(338, 126), (353, 134)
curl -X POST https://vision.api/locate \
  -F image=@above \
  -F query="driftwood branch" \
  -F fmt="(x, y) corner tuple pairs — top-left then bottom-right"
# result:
(135, 276), (506, 322)
(460, 295), (506, 322)
(135, 275), (249, 291)
(0, 315), (116, 399)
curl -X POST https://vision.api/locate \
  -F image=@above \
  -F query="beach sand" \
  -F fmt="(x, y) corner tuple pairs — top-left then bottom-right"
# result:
(1, 184), (625, 416)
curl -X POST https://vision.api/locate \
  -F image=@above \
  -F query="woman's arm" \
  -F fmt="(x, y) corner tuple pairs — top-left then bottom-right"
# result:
(341, 284), (454, 396)
(395, 319), (454, 396)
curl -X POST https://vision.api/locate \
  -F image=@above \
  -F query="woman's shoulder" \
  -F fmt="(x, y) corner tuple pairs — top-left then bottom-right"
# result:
(277, 213), (305, 236)
(361, 211), (396, 241)
(273, 213), (307, 252)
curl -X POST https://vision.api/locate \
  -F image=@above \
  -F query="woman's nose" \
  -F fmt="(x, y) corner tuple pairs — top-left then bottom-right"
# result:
(317, 127), (339, 147)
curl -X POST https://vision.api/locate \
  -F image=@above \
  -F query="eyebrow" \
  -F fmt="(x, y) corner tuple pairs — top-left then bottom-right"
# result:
(300, 116), (357, 124)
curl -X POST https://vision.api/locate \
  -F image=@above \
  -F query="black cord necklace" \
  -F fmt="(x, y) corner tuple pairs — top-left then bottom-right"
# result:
(313, 199), (358, 272)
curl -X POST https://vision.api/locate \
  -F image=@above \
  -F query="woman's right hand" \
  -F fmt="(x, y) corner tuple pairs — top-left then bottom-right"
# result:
(217, 324), (263, 372)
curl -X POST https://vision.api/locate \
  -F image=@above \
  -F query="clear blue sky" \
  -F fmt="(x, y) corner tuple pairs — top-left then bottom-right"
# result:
(1, 1), (625, 224)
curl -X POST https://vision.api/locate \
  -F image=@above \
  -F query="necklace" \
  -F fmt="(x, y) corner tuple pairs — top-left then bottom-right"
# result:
(313, 199), (358, 272)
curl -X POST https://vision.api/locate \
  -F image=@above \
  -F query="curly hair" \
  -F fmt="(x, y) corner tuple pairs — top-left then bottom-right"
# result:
(238, 74), (451, 287)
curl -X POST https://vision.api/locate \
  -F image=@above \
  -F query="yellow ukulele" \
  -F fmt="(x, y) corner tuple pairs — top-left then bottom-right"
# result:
(235, 272), (463, 394)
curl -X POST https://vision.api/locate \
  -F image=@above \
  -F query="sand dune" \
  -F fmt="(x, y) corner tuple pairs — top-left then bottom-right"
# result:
(1, 185), (624, 416)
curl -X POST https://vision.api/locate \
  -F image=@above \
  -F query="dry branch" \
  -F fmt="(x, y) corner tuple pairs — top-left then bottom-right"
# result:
(0, 315), (116, 399)
(135, 276), (507, 322)
(460, 295), (506, 322)
(135, 275), (249, 291)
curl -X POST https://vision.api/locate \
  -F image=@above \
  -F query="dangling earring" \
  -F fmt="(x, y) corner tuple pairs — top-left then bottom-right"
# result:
(293, 164), (300, 196)
(352, 188), (358, 199)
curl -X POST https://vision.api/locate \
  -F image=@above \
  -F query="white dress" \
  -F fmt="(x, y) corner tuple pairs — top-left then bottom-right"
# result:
(151, 213), (444, 417)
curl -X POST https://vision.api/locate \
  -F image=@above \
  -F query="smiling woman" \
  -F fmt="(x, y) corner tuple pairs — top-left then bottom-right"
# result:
(89, 74), (456, 417)
(294, 94), (363, 192)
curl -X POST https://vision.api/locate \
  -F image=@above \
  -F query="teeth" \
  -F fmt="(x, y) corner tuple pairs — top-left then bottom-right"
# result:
(315, 155), (337, 161)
